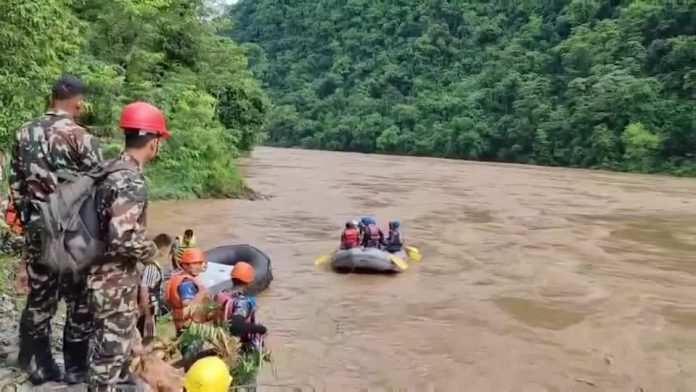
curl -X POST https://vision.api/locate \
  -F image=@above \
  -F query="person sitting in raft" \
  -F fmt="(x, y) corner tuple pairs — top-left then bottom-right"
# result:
(361, 216), (384, 249)
(340, 220), (360, 249)
(164, 248), (209, 337)
(384, 220), (404, 253)
(214, 262), (268, 353)
(171, 229), (197, 266)
(358, 216), (369, 237)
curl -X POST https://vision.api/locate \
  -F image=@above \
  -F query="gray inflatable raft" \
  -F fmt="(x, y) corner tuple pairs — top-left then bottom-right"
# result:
(330, 247), (407, 273)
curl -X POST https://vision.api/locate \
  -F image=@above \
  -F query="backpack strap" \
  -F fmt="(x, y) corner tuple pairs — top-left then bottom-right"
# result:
(54, 169), (79, 183)
(52, 161), (134, 183)
(86, 160), (136, 180)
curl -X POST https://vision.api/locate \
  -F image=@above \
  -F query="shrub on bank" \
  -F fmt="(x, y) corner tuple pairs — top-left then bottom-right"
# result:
(0, 0), (269, 200)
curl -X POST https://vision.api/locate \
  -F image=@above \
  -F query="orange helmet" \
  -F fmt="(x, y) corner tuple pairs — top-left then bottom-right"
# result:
(180, 248), (206, 264)
(231, 261), (255, 284)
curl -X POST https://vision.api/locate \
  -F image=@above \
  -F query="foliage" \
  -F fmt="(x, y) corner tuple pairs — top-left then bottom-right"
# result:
(177, 302), (270, 388)
(230, 349), (271, 387)
(229, 0), (695, 175)
(0, 0), (270, 199)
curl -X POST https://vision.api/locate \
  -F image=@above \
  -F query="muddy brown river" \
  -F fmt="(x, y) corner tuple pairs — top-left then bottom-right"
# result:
(150, 146), (696, 391)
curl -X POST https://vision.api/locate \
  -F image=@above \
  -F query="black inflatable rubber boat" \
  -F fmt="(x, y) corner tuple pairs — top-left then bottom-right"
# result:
(198, 244), (273, 294)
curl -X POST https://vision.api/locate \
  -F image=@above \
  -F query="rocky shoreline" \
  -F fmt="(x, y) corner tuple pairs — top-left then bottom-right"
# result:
(0, 258), (69, 391)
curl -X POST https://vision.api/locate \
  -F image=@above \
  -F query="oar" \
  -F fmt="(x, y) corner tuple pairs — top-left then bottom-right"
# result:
(388, 254), (409, 271)
(314, 251), (336, 266)
(404, 245), (422, 262)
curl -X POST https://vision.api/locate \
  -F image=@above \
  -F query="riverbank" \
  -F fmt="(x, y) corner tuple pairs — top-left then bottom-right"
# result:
(100, 139), (264, 201)
(0, 253), (64, 388)
(0, 244), (264, 389)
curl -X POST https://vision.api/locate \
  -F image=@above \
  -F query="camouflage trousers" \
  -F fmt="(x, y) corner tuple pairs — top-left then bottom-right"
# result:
(87, 264), (140, 390)
(19, 232), (93, 344)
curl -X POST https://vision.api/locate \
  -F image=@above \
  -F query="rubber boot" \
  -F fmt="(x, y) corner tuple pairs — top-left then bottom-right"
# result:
(29, 336), (62, 385)
(17, 311), (35, 371)
(17, 330), (34, 371)
(63, 340), (89, 384)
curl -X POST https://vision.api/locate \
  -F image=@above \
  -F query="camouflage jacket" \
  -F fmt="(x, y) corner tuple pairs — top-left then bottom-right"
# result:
(9, 110), (103, 223)
(89, 153), (157, 288)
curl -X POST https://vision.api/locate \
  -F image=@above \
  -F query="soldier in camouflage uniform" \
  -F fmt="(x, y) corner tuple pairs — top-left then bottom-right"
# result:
(88, 101), (170, 390)
(9, 75), (103, 385)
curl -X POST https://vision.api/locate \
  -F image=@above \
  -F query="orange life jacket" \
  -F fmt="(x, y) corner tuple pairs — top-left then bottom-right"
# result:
(164, 273), (204, 331)
(341, 228), (359, 248)
(4, 199), (22, 235)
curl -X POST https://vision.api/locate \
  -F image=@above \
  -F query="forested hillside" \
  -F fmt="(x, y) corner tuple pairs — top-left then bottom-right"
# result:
(1, 0), (269, 198)
(230, 0), (695, 174)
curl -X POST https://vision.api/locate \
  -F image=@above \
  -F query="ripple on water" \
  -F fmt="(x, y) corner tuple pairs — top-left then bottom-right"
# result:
(660, 305), (696, 329)
(493, 297), (587, 331)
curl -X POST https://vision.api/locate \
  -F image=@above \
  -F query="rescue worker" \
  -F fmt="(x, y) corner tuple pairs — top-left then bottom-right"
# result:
(10, 75), (103, 385)
(171, 229), (196, 266)
(361, 216), (385, 249)
(340, 221), (360, 249)
(215, 262), (267, 353)
(164, 248), (209, 337)
(88, 101), (169, 389)
(183, 356), (232, 392)
(384, 220), (404, 253)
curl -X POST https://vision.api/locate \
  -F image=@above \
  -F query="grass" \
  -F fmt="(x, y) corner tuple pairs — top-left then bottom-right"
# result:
(0, 253), (16, 295)
(0, 249), (26, 311)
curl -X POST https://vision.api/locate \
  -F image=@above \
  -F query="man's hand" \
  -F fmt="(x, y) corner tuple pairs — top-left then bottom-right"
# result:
(143, 316), (155, 338)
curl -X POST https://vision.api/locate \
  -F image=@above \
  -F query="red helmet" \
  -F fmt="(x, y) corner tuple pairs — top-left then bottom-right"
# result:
(119, 101), (170, 138)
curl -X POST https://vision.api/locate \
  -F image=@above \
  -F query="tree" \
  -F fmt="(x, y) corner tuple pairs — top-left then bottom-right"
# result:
(0, 0), (270, 198)
(228, 0), (695, 175)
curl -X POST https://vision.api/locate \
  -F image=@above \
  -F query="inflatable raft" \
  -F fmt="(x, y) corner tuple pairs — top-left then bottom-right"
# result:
(197, 244), (274, 295)
(330, 247), (407, 273)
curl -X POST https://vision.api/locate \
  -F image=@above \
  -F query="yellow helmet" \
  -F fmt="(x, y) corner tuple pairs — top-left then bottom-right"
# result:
(184, 356), (232, 392)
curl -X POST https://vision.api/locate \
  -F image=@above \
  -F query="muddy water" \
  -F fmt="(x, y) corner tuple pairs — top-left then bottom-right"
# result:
(149, 147), (696, 391)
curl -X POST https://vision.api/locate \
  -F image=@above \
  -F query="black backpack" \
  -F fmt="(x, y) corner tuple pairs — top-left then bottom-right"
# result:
(34, 161), (134, 277)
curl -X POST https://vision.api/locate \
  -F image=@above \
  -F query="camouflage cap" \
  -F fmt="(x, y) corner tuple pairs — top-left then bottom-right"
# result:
(52, 74), (87, 100)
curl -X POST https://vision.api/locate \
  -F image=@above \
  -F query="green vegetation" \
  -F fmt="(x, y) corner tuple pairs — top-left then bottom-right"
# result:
(0, 253), (16, 295)
(230, 0), (695, 175)
(177, 307), (270, 387)
(1, 0), (269, 199)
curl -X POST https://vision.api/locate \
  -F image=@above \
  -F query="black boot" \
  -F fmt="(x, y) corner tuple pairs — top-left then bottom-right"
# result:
(17, 330), (34, 371)
(29, 336), (62, 385)
(17, 311), (34, 371)
(63, 340), (89, 384)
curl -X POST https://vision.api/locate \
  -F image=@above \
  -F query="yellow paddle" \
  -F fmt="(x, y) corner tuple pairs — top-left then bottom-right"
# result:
(314, 251), (337, 266)
(404, 245), (422, 262)
(388, 254), (409, 271)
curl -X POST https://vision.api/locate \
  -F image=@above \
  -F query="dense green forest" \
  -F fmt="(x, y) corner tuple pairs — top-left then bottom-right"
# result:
(230, 0), (695, 175)
(0, 0), (269, 198)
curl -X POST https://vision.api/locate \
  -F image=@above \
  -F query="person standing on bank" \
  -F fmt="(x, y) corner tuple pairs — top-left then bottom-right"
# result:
(10, 75), (103, 385)
(88, 101), (170, 389)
